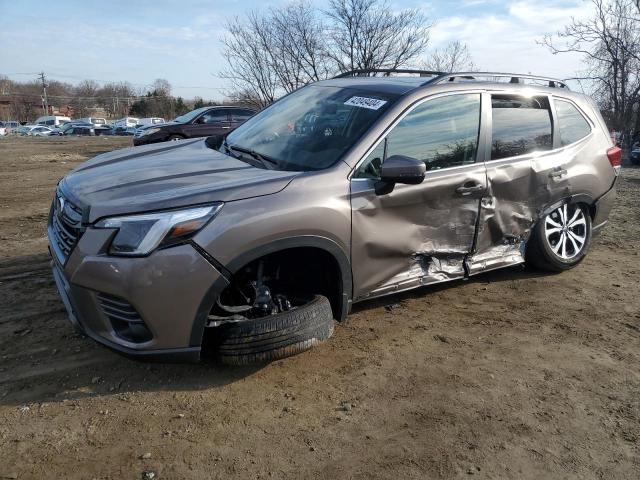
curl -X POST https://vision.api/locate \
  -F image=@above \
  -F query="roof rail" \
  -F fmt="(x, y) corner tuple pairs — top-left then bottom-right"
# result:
(432, 72), (570, 89)
(334, 69), (446, 78)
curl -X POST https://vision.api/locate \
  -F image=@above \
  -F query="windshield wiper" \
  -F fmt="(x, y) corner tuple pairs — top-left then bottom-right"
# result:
(226, 143), (278, 169)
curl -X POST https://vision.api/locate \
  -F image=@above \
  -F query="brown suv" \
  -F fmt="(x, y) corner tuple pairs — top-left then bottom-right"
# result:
(48, 70), (620, 364)
(133, 106), (256, 146)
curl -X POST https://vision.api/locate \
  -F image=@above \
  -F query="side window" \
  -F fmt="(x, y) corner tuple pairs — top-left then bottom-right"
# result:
(555, 99), (591, 146)
(232, 109), (254, 122)
(355, 93), (481, 177)
(491, 95), (552, 160)
(200, 110), (228, 124)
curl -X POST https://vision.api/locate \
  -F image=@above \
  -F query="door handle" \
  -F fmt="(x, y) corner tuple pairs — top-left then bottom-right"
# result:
(455, 183), (485, 196)
(549, 168), (568, 178)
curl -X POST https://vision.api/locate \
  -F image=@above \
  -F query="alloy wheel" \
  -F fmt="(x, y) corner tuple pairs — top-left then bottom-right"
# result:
(544, 204), (587, 260)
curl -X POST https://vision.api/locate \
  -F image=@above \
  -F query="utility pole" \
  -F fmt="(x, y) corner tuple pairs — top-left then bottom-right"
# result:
(38, 72), (49, 115)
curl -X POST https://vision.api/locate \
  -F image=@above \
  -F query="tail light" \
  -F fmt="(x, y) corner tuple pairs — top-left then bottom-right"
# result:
(607, 146), (622, 171)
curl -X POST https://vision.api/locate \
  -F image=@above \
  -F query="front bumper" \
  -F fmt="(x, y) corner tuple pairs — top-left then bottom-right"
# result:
(133, 132), (167, 146)
(49, 226), (229, 361)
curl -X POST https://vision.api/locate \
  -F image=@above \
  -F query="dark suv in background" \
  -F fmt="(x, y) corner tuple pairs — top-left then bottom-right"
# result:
(133, 106), (256, 146)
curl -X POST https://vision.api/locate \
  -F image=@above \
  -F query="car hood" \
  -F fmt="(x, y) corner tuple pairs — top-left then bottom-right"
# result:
(59, 138), (300, 223)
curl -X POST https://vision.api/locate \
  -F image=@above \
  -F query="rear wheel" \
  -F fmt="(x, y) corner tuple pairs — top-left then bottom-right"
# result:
(526, 203), (591, 272)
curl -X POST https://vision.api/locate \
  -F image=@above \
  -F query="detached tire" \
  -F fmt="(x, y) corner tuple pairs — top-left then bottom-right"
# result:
(526, 202), (592, 272)
(215, 295), (334, 365)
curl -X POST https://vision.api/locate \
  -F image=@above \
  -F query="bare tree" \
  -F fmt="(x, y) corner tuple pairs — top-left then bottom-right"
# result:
(220, 12), (280, 108)
(542, 0), (640, 137)
(325, 0), (431, 71)
(420, 41), (476, 72)
(220, 0), (432, 105)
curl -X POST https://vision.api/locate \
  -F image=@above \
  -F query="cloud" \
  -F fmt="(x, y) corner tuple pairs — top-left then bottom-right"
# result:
(426, 1), (594, 81)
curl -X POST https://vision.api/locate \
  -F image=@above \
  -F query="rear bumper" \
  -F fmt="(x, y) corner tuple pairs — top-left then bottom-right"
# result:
(592, 183), (617, 230)
(49, 227), (229, 362)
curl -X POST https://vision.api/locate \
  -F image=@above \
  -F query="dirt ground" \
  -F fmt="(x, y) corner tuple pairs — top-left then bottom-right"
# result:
(0, 136), (639, 480)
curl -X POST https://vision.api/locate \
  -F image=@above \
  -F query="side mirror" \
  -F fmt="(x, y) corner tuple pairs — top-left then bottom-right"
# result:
(375, 155), (426, 195)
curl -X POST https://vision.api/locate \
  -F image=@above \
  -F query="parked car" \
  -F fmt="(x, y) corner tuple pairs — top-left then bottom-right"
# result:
(77, 117), (107, 127)
(48, 70), (618, 364)
(631, 141), (640, 165)
(113, 126), (135, 136)
(94, 126), (115, 136)
(28, 126), (54, 136)
(35, 115), (71, 127)
(134, 117), (165, 130)
(0, 126), (5, 136)
(133, 106), (256, 146)
(113, 117), (139, 129)
(62, 125), (95, 136)
(52, 121), (94, 136)
(1, 120), (21, 134)
(16, 125), (40, 135)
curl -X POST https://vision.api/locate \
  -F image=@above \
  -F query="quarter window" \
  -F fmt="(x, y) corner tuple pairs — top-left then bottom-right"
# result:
(491, 95), (552, 160)
(555, 99), (591, 146)
(355, 93), (481, 178)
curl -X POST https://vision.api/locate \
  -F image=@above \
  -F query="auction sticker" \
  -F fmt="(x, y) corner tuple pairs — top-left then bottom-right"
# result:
(344, 96), (387, 110)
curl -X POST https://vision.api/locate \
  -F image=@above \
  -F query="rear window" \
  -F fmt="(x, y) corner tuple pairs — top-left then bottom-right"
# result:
(491, 95), (553, 160)
(555, 99), (591, 146)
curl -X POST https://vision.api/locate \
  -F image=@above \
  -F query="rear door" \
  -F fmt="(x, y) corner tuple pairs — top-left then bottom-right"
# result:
(185, 109), (231, 138)
(470, 92), (558, 273)
(229, 108), (255, 129)
(350, 92), (487, 299)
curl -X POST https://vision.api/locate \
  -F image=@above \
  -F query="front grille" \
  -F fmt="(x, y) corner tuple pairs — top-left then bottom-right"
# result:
(97, 293), (152, 343)
(50, 192), (83, 262)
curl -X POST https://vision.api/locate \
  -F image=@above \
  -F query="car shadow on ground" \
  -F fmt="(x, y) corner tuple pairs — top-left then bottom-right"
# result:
(351, 263), (552, 314)
(0, 253), (552, 407)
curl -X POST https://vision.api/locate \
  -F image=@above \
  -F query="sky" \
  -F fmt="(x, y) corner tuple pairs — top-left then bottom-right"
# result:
(0, 0), (592, 100)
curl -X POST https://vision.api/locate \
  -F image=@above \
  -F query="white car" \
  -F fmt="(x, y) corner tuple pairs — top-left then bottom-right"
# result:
(22, 125), (54, 136)
(35, 115), (71, 127)
(0, 127), (6, 136)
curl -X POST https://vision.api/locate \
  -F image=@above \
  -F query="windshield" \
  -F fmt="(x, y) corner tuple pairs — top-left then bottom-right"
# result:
(174, 108), (210, 124)
(223, 85), (399, 171)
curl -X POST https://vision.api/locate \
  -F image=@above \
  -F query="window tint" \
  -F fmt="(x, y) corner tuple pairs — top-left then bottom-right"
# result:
(491, 95), (552, 160)
(200, 110), (228, 123)
(355, 93), (481, 177)
(555, 99), (591, 146)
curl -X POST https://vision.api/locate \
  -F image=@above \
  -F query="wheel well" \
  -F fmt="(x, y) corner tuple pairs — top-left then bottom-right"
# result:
(221, 247), (344, 321)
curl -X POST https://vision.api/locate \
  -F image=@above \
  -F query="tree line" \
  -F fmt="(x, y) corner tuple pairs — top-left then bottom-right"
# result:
(0, 76), (217, 122)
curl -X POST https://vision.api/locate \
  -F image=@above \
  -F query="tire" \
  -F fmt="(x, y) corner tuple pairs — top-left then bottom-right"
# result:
(168, 134), (184, 141)
(526, 202), (592, 272)
(215, 295), (334, 365)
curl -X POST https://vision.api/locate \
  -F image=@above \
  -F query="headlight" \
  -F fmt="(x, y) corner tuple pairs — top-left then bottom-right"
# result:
(95, 204), (223, 256)
(142, 127), (161, 136)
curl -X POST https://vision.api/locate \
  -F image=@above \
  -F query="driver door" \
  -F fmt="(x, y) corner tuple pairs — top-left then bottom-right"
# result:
(187, 109), (231, 137)
(350, 92), (486, 300)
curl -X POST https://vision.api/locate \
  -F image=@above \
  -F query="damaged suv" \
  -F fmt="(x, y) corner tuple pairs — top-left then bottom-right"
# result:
(48, 70), (620, 364)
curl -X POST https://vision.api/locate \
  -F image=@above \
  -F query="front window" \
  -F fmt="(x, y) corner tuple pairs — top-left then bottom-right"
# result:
(223, 85), (399, 171)
(355, 93), (481, 178)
